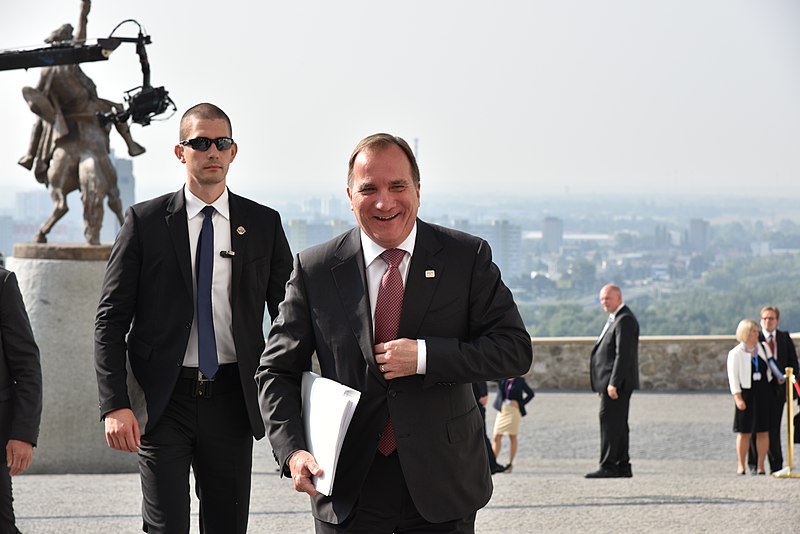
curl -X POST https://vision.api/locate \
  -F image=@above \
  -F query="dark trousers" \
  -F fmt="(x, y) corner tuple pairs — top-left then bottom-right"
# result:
(599, 388), (633, 474)
(748, 393), (784, 472)
(139, 365), (253, 534)
(0, 403), (20, 534)
(314, 451), (476, 534)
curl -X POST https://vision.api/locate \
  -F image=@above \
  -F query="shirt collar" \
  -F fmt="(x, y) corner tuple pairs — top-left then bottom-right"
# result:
(609, 302), (625, 320)
(360, 222), (417, 268)
(184, 185), (230, 221)
(762, 328), (775, 338)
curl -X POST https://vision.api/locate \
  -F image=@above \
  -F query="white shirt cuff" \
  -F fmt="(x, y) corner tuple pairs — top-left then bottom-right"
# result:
(416, 339), (427, 375)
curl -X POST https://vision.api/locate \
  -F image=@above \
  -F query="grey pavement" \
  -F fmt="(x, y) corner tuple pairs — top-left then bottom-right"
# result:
(13, 391), (800, 533)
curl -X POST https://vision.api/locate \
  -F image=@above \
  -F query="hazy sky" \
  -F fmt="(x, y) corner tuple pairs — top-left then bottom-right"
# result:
(1, 0), (798, 209)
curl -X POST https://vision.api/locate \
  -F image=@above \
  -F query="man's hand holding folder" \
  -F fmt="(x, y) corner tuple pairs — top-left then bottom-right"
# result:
(290, 372), (361, 497)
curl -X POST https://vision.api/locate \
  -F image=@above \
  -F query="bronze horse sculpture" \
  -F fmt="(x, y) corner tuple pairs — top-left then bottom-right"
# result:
(17, 2), (145, 245)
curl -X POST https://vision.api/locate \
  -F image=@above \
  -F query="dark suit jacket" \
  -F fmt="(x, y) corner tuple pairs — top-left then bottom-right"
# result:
(257, 220), (532, 524)
(0, 269), (42, 446)
(759, 329), (799, 396)
(590, 305), (640, 393)
(95, 188), (293, 438)
(492, 377), (535, 416)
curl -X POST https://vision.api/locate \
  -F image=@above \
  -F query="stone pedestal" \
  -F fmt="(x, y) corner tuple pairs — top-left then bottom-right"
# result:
(8, 244), (137, 473)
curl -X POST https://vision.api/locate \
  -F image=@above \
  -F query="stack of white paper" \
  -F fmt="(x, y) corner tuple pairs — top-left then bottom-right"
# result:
(301, 372), (361, 496)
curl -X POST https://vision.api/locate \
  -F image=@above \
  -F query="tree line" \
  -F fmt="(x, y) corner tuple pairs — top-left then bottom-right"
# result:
(520, 253), (800, 337)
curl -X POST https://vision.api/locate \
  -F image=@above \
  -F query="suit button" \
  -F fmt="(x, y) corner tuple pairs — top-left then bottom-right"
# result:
(185, 322), (191, 329)
(388, 390), (397, 398)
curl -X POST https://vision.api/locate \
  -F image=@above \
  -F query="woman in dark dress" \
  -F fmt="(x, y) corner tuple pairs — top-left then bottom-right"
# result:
(726, 319), (774, 475)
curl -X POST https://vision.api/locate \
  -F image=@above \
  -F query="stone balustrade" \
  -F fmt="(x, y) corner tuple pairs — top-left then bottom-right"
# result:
(527, 335), (800, 391)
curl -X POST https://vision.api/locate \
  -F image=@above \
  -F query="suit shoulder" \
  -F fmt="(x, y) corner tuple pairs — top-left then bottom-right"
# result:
(298, 230), (355, 265)
(129, 192), (175, 217)
(425, 222), (485, 249)
(229, 191), (282, 219)
(618, 312), (639, 325)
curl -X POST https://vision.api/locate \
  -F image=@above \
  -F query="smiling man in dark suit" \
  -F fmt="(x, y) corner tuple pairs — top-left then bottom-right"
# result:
(587, 283), (639, 479)
(257, 133), (532, 533)
(94, 103), (293, 533)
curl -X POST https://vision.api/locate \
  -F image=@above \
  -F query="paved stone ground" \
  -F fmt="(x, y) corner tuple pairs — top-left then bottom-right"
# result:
(12, 391), (800, 533)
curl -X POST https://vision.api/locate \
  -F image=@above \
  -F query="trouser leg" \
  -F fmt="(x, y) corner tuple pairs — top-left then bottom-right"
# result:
(599, 389), (632, 472)
(0, 442), (20, 534)
(193, 379), (253, 534)
(138, 394), (194, 533)
(767, 397), (785, 472)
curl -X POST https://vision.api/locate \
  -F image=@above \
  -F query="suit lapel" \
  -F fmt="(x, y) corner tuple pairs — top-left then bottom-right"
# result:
(593, 307), (624, 351)
(400, 221), (444, 337)
(228, 190), (246, 311)
(330, 229), (378, 379)
(165, 190), (193, 299)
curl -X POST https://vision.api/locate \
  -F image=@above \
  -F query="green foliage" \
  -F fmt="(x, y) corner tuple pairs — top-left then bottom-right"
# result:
(522, 253), (800, 336)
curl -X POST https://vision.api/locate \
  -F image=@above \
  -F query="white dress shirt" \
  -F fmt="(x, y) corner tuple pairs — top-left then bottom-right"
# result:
(360, 224), (427, 374)
(183, 186), (236, 367)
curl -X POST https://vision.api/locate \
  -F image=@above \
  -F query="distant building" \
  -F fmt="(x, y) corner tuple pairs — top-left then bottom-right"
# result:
(285, 218), (354, 254)
(451, 219), (522, 279)
(688, 218), (709, 252)
(0, 216), (13, 258)
(100, 151), (136, 244)
(542, 216), (564, 252)
(654, 224), (669, 249)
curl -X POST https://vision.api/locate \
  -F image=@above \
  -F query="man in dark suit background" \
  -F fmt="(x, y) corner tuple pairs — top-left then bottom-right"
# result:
(0, 268), (42, 533)
(94, 103), (293, 533)
(257, 133), (532, 533)
(587, 283), (639, 478)
(747, 306), (799, 474)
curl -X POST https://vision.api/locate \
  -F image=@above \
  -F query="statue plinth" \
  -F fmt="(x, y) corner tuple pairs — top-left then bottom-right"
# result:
(7, 244), (136, 474)
(13, 243), (113, 261)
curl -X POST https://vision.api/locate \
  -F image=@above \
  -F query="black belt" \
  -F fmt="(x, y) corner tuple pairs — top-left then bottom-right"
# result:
(176, 363), (239, 398)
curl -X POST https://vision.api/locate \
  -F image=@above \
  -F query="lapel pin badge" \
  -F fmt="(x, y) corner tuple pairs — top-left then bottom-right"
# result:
(425, 270), (435, 278)
(237, 226), (246, 235)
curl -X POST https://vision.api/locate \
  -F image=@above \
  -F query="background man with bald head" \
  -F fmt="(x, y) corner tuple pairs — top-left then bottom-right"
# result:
(587, 284), (640, 478)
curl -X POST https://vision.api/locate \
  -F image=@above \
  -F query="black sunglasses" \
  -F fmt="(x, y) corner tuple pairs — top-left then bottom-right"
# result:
(179, 136), (235, 151)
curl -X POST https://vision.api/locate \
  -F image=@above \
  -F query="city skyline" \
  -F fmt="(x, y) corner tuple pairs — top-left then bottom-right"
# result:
(1, 0), (798, 209)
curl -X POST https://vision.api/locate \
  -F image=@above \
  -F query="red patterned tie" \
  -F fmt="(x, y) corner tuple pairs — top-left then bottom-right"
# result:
(374, 248), (405, 455)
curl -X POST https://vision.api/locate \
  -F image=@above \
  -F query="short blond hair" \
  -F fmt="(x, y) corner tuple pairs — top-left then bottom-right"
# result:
(735, 319), (759, 343)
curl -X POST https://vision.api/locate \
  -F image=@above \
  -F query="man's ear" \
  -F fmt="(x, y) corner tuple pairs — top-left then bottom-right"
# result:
(174, 145), (185, 162)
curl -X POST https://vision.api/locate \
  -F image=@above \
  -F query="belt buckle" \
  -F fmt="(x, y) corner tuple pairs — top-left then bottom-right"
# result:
(193, 369), (214, 398)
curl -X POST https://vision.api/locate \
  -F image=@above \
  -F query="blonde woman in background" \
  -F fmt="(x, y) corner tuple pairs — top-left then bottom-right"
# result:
(727, 319), (774, 475)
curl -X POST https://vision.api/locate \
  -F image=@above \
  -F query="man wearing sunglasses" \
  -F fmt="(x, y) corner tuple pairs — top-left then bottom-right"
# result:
(95, 102), (293, 533)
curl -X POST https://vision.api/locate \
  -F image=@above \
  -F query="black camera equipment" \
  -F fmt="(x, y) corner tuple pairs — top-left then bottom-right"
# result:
(0, 18), (175, 128)
(96, 20), (176, 127)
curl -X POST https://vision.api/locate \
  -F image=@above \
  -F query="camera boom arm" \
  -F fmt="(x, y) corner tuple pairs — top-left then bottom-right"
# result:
(0, 20), (175, 127)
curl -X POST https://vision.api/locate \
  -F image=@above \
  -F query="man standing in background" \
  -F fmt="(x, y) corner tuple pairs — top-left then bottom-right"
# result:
(748, 306), (799, 474)
(587, 283), (639, 478)
(0, 268), (43, 532)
